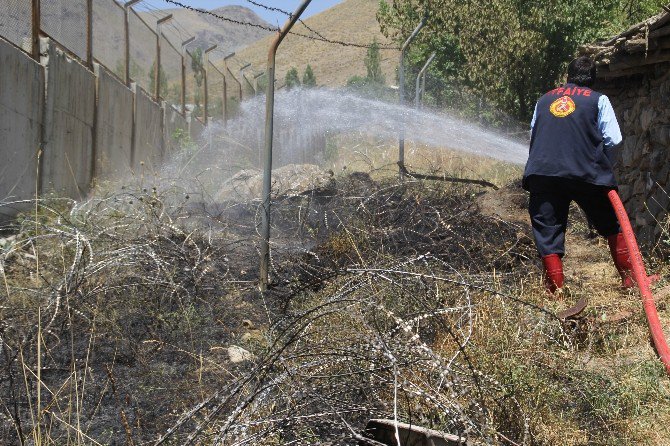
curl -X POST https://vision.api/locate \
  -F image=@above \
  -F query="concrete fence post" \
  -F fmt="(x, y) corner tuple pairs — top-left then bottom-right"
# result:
(154, 30), (160, 100)
(203, 45), (217, 123)
(31, 0), (40, 60)
(223, 52), (236, 117)
(91, 62), (99, 181)
(238, 75), (243, 101)
(129, 82), (137, 167)
(180, 52), (186, 114)
(86, 0), (93, 67)
(415, 52), (435, 109)
(222, 72), (228, 123)
(124, 0), (141, 86)
(155, 14), (173, 102)
(253, 71), (265, 96)
(239, 62), (251, 97)
(259, 0), (313, 291)
(180, 36), (194, 115)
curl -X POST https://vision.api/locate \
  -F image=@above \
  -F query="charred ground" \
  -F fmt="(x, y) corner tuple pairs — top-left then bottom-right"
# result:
(0, 173), (668, 445)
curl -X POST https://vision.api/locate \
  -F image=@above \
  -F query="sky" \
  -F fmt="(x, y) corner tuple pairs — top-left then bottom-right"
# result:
(138, 0), (345, 27)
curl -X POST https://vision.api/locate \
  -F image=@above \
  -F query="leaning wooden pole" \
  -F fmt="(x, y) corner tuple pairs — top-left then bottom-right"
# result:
(259, 0), (313, 291)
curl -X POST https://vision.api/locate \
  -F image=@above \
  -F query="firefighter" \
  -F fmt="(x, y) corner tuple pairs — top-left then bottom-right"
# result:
(523, 56), (656, 294)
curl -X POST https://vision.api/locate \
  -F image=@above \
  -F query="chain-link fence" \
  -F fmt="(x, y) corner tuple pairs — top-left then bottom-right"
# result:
(0, 0), (242, 123)
(160, 34), (182, 106)
(0, 0), (32, 53)
(224, 65), (242, 118)
(41, 0), (87, 61)
(240, 72), (255, 98)
(185, 49), (205, 119)
(129, 9), (157, 96)
(93, 0), (125, 79)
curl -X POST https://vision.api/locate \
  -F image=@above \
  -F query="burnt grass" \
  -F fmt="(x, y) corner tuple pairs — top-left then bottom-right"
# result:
(3, 174), (663, 445)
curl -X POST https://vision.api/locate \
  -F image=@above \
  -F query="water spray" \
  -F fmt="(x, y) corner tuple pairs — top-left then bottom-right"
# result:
(239, 62), (253, 97)
(253, 71), (265, 96)
(608, 190), (670, 375)
(260, 0), (313, 292)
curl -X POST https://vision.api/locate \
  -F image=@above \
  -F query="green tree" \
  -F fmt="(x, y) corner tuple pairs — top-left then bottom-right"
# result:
(285, 67), (301, 90)
(365, 38), (385, 84)
(608, 0), (670, 33)
(377, 0), (666, 121)
(190, 48), (205, 116)
(346, 75), (367, 88)
(302, 65), (317, 87)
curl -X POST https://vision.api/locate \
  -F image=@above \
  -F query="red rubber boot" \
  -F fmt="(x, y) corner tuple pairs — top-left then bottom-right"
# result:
(608, 232), (659, 288)
(542, 254), (564, 295)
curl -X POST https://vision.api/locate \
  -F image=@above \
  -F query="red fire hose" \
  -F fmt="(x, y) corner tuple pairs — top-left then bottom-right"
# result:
(608, 190), (670, 375)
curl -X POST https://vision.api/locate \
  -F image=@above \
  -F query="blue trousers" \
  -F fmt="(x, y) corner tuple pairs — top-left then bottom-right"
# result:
(526, 175), (620, 257)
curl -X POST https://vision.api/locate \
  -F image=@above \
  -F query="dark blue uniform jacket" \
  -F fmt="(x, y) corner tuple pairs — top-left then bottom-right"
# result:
(522, 84), (617, 190)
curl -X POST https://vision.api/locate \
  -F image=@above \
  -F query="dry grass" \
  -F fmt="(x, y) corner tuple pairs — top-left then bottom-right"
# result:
(1, 131), (670, 444)
(322, 132), (524, 187)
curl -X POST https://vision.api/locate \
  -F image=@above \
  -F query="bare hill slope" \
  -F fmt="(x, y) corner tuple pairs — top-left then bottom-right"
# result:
(138, 5), (271, 56)
(229, 0), (399, 87)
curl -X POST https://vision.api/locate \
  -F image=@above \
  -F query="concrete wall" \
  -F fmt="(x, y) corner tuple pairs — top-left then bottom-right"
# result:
(0, 38), (43, 220)
(190, 116), (206, 143)
(95, 65), (133, 179)
(0, 37), (219, 213)
(42, 45), (96, 199)
(133, 87), (164, 173)
(599, 67), (670, 246)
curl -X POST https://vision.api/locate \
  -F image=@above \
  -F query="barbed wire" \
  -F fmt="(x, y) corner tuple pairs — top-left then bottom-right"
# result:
(140, 0), (191, 45)
(243, 0), (329, 42)
(160, 0), (400, 50)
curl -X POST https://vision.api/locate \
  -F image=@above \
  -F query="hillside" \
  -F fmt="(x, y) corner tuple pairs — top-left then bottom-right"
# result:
(230, 0), (399, 87)
(138, 5), (272, 57)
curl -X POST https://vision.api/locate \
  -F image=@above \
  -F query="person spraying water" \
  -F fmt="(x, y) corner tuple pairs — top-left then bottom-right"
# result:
(522, 56), (659, 295)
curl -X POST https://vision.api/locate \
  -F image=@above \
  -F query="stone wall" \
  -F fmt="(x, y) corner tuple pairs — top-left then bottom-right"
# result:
(599, 64), (670, 247)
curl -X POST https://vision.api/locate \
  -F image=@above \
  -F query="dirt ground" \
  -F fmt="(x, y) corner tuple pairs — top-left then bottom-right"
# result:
(479, 181), (670, 445)
(2, 174), (669, 445)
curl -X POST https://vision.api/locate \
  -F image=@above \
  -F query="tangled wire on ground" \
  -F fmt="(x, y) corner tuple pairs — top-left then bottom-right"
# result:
(0, 172), (572, 445)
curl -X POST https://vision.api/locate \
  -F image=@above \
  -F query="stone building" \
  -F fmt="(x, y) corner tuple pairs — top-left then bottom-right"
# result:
(581, 9), (670, 248)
